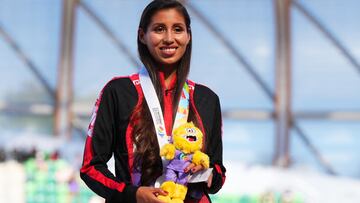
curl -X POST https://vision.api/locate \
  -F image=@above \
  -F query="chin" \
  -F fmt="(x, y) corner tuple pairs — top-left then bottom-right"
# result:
(158, 60), (180, 67)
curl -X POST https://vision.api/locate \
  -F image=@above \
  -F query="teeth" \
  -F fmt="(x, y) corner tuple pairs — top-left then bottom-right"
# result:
(161, 48), (176, 51)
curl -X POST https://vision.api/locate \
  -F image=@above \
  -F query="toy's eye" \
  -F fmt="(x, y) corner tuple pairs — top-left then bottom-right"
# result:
(186, 128), (196, 134)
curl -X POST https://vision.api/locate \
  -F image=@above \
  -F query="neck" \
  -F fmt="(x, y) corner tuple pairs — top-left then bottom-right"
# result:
(164, 70), (176, 89)
(159, 65), (177, 89)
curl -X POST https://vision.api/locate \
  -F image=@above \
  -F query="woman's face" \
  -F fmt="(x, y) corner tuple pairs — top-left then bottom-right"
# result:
(139, 8), (190, 67)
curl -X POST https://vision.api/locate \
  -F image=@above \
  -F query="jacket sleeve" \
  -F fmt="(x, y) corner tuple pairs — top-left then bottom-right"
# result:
(206, 95), (226, 194)
(80, 83), (138, 202)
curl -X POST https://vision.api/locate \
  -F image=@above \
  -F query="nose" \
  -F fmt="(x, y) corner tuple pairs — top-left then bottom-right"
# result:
(163, 31), (174, 44)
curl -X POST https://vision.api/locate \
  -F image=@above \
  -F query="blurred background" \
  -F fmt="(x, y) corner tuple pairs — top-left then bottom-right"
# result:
(1, 0), (360, 202)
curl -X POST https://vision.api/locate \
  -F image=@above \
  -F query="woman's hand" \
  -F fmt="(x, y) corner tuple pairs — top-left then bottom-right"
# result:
(136, 186), (168, 203)
(184, 164), (213, 188)
(184, 163), (202, 174)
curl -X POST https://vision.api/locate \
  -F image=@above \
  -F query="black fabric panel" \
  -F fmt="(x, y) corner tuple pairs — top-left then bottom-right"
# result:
(81, 77), (139, 201)
(109, 78), (138, 182)
(193, 84), (226, 194)
(193, 84), (219, 152)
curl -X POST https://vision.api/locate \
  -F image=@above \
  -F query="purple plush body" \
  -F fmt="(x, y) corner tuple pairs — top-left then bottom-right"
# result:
(165, 149), (193, 185)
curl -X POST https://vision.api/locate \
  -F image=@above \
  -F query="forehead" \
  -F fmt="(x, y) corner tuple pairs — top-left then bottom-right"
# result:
(150, 8), (186, 25)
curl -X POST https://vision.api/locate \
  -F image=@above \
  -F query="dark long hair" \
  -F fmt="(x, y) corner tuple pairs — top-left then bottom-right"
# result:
(132, 0), (193, 186)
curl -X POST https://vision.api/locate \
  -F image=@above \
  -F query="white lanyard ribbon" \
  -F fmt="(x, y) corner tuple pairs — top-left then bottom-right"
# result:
(139, 66), (190, 186)
(139, 67), (170, 147)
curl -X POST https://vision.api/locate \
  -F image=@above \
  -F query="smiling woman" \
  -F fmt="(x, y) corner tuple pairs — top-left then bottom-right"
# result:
(139, 8), (190, 68)
(79, 0), (226, 203)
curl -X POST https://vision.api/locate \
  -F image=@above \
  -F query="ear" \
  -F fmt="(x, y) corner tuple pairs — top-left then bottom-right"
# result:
(138, 28), (146, 44)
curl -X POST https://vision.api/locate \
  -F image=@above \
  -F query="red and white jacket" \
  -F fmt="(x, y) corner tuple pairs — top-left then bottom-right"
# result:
(80, 73), (226, 203)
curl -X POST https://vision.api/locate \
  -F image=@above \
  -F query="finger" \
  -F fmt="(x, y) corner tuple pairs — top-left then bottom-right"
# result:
(191, 165), (203, 173)
(152, 188), (168, 196)
(184, 163), (196, 173)
(154, 198), (167, 203)
(149, 194), (167, 203)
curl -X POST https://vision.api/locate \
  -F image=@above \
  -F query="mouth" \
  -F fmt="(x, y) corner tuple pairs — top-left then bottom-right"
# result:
(160, 47), (177, 50)
(160, 47), (178, 56)
(186, 135), (197, 142)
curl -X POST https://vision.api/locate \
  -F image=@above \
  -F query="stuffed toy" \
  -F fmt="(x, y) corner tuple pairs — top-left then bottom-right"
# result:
(158, 122), (210, 203)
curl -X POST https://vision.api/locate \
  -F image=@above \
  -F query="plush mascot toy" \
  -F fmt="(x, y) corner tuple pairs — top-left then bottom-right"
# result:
(158, 122), (210, 203)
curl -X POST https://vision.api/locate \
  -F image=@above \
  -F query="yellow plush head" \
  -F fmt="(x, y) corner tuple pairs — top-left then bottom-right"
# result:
(172, 122), (203, 154)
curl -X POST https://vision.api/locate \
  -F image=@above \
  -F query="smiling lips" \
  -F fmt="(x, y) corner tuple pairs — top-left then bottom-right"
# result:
(160, 47), (177, 57)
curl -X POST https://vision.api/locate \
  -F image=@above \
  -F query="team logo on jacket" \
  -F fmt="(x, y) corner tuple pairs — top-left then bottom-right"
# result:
(133, 79), (140, 85)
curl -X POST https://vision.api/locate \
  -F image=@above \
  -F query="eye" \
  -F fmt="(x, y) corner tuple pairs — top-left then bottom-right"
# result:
(174, 26), (184, 33)
(154, 26), (165, 33)
(186, 128), (196, 134)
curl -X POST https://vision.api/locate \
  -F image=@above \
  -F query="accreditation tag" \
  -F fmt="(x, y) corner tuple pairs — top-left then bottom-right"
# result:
(188, 168), (213, 183)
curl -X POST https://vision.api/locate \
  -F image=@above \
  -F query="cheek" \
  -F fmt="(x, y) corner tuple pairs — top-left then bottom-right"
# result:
(177, 34), (190, 46)
(146, 34), (162, 48)
(177, 37), (189, 46)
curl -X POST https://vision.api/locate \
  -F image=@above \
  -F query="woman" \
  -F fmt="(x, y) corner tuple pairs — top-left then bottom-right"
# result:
(80, 1), (226, 202)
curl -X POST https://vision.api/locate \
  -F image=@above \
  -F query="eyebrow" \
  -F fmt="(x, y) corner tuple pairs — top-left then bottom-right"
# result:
(173, 23), (186, 27)
(151, 22), (186, 27)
